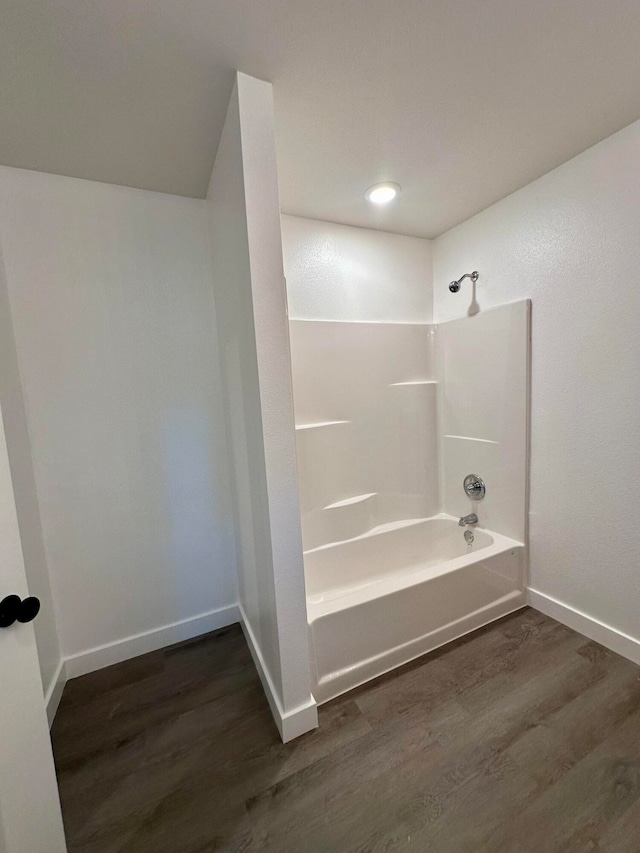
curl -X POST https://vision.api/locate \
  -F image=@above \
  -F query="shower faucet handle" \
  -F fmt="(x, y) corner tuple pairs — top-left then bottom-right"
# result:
(463, 474), (486, 500)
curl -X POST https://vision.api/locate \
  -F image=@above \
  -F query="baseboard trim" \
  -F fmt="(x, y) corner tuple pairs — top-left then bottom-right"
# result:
(64, 604), (239, 679)
(238, 603), (317, 743)
(528, 588), (640, 666)
(45, 658), (67, 727)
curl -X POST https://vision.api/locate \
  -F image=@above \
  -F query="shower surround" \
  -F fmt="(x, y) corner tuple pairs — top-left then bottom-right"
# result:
(289, 300), (530, 702)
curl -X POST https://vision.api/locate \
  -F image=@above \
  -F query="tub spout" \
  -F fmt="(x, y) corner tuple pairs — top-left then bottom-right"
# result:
(459, 513), (478, 527)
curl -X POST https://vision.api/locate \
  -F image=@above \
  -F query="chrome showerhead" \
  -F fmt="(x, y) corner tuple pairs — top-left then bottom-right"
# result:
(449, 271), (478, 293)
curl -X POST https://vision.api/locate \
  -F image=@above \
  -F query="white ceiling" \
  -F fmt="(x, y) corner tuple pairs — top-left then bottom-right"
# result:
(2, 0), (640, 238)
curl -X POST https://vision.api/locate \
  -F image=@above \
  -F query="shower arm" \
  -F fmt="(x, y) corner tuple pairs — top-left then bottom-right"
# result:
(449, 271), (479, 293)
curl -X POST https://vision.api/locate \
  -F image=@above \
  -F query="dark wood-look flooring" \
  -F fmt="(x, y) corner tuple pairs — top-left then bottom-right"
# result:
(51, 608), (640, 852)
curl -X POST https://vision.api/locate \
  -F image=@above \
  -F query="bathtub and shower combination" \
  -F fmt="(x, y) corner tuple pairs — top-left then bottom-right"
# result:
(289, 297), (530, 703)
(306, 514), (526, 702)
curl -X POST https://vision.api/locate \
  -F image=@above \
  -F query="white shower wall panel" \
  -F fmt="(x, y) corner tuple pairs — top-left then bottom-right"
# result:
(436, 300), (530, 543)
(289, 319), (438, 550)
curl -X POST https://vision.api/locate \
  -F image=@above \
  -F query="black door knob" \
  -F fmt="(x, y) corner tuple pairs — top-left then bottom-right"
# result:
(17, 596), (41, 623)
(0, 595), (41, 627)
(0, 595), (22, 628)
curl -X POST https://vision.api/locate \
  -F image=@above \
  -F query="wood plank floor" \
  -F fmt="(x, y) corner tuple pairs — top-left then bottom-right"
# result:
(51, 608), (640, 852)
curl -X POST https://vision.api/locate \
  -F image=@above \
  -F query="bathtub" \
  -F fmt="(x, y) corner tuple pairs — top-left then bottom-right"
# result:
(305, 514), (527, 703)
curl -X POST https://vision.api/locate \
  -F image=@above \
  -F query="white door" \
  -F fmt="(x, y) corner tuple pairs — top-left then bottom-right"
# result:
(0, 403), (66, 852)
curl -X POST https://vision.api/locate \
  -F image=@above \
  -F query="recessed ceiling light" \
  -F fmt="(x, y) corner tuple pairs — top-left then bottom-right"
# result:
(365, 182), (401, 205)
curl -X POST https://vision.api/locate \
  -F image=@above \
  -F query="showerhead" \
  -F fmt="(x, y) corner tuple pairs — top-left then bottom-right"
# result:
(449, 271), (479, 293)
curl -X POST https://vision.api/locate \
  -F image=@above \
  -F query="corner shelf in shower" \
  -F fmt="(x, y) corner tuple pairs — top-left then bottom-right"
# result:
(323, 492), (377, 510)
(294, 420), (350, 431)
(389, 380), (438, 386)
(444, 434), (499, 445)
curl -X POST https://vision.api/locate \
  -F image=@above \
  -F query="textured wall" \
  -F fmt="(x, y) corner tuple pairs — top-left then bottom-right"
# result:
(433, 120), (640, 643)
(281, 215), (432, 322)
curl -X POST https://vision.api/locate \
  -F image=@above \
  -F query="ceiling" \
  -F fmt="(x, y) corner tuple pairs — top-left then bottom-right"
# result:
(2, 0), (640, 238)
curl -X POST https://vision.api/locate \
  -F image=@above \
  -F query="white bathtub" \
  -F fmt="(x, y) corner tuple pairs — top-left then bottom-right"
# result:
(305, 514), (527, 703)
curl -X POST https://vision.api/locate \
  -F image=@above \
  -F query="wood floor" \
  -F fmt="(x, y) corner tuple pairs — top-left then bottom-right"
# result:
(51, 607), (640, 852)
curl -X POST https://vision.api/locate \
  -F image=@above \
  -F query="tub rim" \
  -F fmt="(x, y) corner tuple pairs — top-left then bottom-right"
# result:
(306, 512), (524, 620)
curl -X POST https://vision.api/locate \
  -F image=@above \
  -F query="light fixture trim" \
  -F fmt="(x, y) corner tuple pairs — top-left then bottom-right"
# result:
(365, 182), (401, 205)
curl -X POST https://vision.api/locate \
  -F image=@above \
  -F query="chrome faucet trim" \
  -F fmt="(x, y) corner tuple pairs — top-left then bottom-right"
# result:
(459, 513), (478, 527)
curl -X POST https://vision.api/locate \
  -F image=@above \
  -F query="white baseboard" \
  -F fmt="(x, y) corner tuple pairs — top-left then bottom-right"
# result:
(45, 658), (67, 727)
(528, 588), (640, 666)
(64, 604), (239, 679)
(238, 603), (317, 743)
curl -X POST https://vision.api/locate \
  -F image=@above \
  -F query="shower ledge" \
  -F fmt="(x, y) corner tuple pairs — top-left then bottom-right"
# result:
(295, 420), (350, 431)
(389, 380), (438, 386)
(324, 492), (377, 510)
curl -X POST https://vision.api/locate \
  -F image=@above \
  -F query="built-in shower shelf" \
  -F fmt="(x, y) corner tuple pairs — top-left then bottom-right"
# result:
(389, 380), (438, 386)
(295, 420), (350, 431)
(445, 434), (499, 445)
(324, 492), (377, 510)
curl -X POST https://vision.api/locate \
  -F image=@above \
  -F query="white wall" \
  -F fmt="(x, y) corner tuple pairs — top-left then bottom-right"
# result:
(0, 236), (62, 702)
(207, 74), (315, 742)
(0, 166), (238, 671)
(281, 215), (432, 323)
(433, 120), (640, 650)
